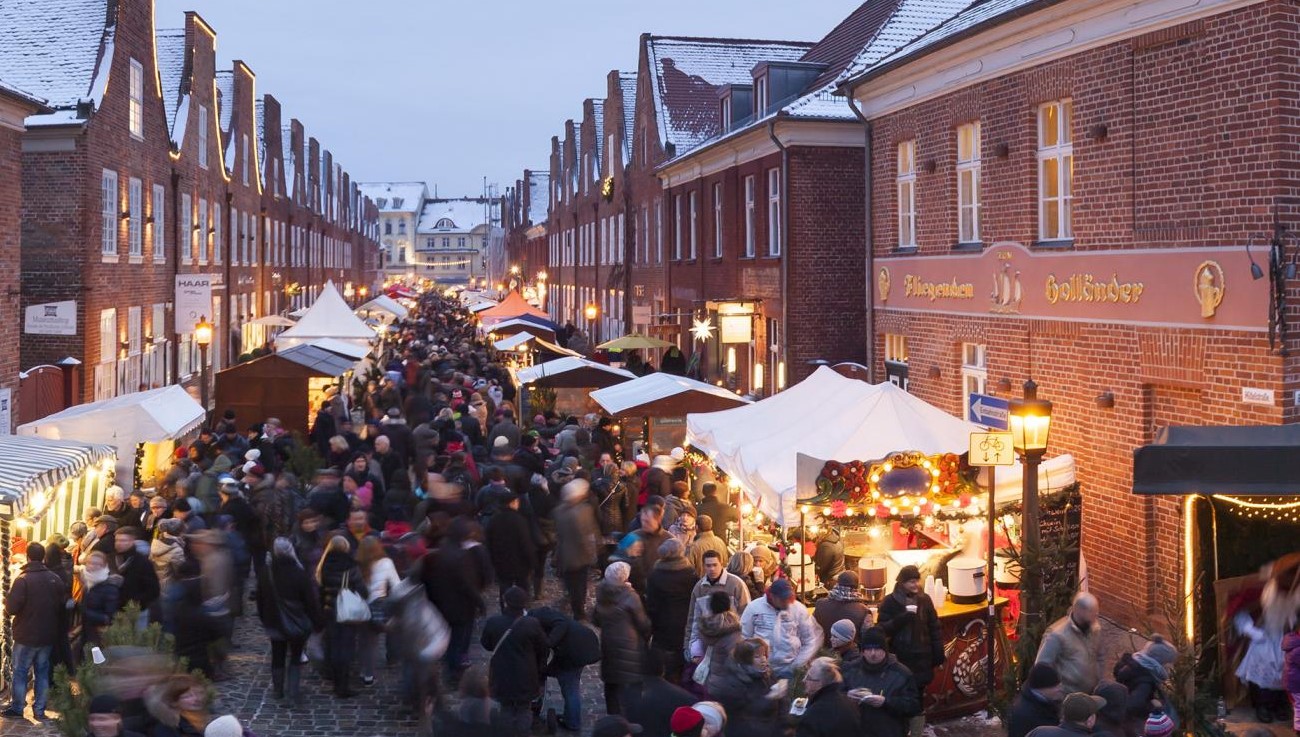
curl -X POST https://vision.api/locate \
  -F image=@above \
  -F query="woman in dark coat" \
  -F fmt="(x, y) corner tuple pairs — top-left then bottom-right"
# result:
(316, 534), (366, 698)
(644, 539), (697, 684)
(710, 638), (783, 737)
(171, 564), (223, 678)
(76, 551), (122, 658)
(419, 517), (490, 681)
(593, 561), (651, 715)
(257, 537), (325, 705)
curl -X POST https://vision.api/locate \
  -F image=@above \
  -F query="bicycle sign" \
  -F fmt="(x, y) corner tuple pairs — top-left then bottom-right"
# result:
(969, 432), (1015, 466)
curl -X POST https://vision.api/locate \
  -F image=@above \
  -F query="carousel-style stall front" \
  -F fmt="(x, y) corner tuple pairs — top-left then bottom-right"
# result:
(687, 366), (1077, 718)
(0, 436), (116, 690)
(1133, 425), (1300, 716)
(591, 372), (751, 458)
(17, 385), (204, 493)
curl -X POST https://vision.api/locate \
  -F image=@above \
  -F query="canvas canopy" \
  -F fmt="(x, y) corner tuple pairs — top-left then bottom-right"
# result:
(277, 281), (377, 350)
(592, 372), (751, 417)
(18, 386), (204, 485)
(358, 294), (409, 321)
(489, 318), (557, 341)
(306, 338), (370, 361)
(494, 332), (537, 351)
(516, 356), (635, 389)
(479, 291), (550, 325)
(0, 435), (115, 510)
(686, 366), (1073, 525)
(1133, 425), (1300, 495)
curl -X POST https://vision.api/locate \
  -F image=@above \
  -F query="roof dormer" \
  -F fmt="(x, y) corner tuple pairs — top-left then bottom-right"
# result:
(751, 60), (828, 118)
(718, 84), (753, 134)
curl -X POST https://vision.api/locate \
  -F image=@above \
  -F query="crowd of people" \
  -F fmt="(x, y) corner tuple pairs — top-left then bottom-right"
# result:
(8, 287), (1287, 737)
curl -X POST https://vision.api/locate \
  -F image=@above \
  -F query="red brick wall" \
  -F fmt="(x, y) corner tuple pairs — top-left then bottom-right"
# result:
(0, 122), (23, 424)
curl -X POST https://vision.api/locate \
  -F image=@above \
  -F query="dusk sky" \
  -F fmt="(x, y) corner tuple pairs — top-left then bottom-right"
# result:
(159, 1), (855, 198)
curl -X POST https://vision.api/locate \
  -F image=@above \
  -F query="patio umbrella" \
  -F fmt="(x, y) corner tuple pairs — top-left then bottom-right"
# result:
(596, 333), (673, 351)
(249, 315), (297, 327)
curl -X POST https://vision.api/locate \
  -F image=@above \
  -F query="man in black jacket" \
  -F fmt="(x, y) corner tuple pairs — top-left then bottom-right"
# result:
(485, 494), (537, 605)
(622, 650), (694, 737)
(530, 606), (601, 733)
(112, 528), (160, 621)
(483, 595), (550, 737)
(797, 656), (861, 736)
(2, 543), (67, 719)
(1009, 663), (1064, 737)
(842, 627), (921, 737)
(876, 564), (943, 737)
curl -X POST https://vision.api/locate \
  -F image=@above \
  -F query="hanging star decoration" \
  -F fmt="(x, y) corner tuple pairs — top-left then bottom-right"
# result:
(690, 317), (715, 342)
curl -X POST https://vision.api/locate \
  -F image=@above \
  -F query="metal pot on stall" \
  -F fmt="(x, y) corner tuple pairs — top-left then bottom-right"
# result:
(946, 556), (988, 604)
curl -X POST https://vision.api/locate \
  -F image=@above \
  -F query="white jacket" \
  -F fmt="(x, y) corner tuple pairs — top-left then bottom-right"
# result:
(365, 557), (400, 603)
(740, 595), (822, 676)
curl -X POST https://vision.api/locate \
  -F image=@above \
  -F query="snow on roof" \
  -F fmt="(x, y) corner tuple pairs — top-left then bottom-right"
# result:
(281, 126), (296, 196)
(215, 70), (233, 136)
(591, 98), (605, 171)
(0, 0), (112, 111)
(255, 97), (266, 168)
(358, 182), (427, 213)
(834, 0), (977, 86)
(155, 27), (186, 137)
(646, 36), (813, 153)
(619, 72), (637, 160)
(526, 172), (549, 225)
(0, 76), (45, 108)
(417, 199), (488, 233)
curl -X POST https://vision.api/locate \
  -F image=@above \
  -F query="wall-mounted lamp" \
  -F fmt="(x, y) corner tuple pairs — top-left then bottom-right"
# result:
(1095, 390), (1115, 409)
(923, 158), (937, 174)
(119, 210), (131, 220)
(1086, 123), (1109, 141)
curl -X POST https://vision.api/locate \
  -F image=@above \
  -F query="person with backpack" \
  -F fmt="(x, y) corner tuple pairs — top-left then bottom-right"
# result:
(530, 605), (601, 733)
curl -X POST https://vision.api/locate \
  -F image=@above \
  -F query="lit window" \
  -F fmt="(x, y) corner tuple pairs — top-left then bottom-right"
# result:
(885, 334), (907, 363)
(128, 59), (144, 139)
(1038, 100), (1073, 241)
(897, 141), (916, 248)
(101, 170), (118, 257)
(957, 123), (981, 244)
(744, 175), (756, 257)
(127, 177), (142, 257)
(152, 184), (166, 263)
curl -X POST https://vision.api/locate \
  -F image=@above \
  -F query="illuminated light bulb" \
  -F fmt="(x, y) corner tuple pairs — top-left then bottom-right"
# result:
(931, 468), (941, 478)
(754, 512), (764, 523)
(930, 484), (940, 493)
(823, 507), (832, 516)
(871, 491), (880, 500)
(868, 526), (882, 539)
(924, 516), (935, 526)
(742, 503), (754, 516)
(912, 505), (921, 516)
(866, 507), (876, 517)
(15, 517), (30, 529)
(882, 462), (893, 472)
(809, 525), (820, 535)
(870, 474), (880, 483)
(921, 459), (932, 469)
(800, 505), (810, 515)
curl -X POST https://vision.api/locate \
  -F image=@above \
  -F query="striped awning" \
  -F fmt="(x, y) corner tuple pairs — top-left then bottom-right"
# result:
(0, 435), (115, 511)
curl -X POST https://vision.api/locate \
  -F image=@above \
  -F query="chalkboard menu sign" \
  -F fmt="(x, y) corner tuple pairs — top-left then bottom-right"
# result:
(1037, 487), (1083, 582)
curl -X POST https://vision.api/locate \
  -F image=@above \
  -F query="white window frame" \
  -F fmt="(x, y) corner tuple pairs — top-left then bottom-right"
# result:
(127, 306), (142, 356)
(99, 308), (118, 364)
(229, 207), (238, 265)
(127, 177), (143, 258)
(744, 175), (756, 258)
(713, 182), (723, 259)
(640, 206), (648, 264)
(884, 333), (908, 363)
(897, 140), (916, 249)
(688, 191), (698, 260)
(767, 168), (781, 257)
(673, 194), (683, 261)
(213, 202), (222, 265)
(756, 76), (768, 117)
(128, 59), (144, 140)
(242, 134), (250, 186)
(721, 97), (732, 133)
(961, 342), (988, 421)
(198, 106), (209, 169)
(181, 193), (193, 263)
(1037, 100), (1073, 242)
(957, 122), (981, 244)
(101, 169), (119, 259)
(152, 184), (166, 263)
(152, 304), (165, 344)
(197, 198), (208, 265)
(655, 198), (663, 263)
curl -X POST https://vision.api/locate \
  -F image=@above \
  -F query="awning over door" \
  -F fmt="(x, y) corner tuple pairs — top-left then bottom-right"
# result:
(1132, 425), (1300, 495)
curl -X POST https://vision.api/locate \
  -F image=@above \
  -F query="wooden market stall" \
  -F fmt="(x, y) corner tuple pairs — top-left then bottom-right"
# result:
(591, 372), (751, 456)
(213, 344), (355, 435)
(0, 435), (116, 690)
(515, 356), (636, 418)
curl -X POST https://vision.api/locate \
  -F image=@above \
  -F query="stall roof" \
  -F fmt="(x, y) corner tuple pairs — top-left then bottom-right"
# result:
(592, 372), (751, 417)
(277, 280), (377, 348)
(1133, 425), (1300, 496)
(358, 294), (409, 321)
(467, 300), (498, 314)
(490, 317), (557, 338)
(307, 338), (370, 361)
(687, 366), (979, 525)
(274, 344), (356, 376)
(479, 291), (549, 323)
(516, 356), (636, 389)
(18, 385), (204, 444)
(494, 332), (537, 351)
(533, 337), (582, 358)
(0, 435), (114, 510)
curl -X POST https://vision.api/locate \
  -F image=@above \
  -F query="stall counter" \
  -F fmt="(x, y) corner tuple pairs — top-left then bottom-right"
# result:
(923, 597), (1009, 720)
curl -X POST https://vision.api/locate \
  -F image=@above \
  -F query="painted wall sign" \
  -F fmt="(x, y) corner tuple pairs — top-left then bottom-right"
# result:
(1242, 387), (1275, 405)
(875, 243), (1266, 331)
(24, 300), (77, 336)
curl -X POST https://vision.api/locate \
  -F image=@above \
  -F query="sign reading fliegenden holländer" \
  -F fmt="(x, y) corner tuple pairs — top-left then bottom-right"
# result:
(174, 275), (214, 334)
(24, 300), (77, 336)
(874, 242), (1263, 331)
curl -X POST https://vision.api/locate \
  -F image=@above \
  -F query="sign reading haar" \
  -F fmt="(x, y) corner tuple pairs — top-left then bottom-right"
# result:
(875, 242), (1263, 331)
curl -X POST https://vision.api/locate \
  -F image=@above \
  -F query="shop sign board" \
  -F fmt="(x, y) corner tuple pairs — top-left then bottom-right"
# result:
(969, 432), (1015, 466)
(1242, 387), (1275, 405)
(968, 393), (1009, 430)
(174, 275), (214, 334)
(24, 300), (77, 335)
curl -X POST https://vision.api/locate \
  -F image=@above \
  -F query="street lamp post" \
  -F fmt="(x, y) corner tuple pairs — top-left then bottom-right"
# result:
(584, 302), (600, 345)
(194, 315), (213, 420)
(1008, 378), (1053, 637)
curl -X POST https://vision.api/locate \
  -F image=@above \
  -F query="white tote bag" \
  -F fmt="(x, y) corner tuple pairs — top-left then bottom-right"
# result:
(335, 571), (371, 624)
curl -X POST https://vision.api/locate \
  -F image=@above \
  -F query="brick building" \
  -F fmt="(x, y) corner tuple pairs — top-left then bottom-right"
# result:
(502, 169), (550, 283)
(0, 80), (47, 431)
(0, 0), (380, 411)
(838, 0), (1295, 617)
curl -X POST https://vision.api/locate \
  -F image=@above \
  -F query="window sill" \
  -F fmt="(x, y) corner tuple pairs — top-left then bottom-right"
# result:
(740, 254), (756, 261)
(952, 241), (983, 252)
(128, 255), (144, 264)
(1032, 238), (1074, 249)
(893, 246), (918, 254)
(101, 254), (119, 264)
(153, 258), (166, 265)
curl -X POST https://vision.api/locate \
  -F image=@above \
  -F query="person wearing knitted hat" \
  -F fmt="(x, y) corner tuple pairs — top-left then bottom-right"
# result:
(1027, 692), (1107, 736)
(669, 706), (705, 737)
(843, 627), (922, 737)
(596, 559), (652, 715)
(1142, 709), (1175, 737)
(814, 570), (871, 648)
(876, 564), (943, 737)
(739, 577), (822, 679)
(828, 618), (861, 665)
(1114, 634), (1180, 728)
(691, 701), (727, 737)
(1008, 663), (1064, 737)
(203, 715), (243, 737)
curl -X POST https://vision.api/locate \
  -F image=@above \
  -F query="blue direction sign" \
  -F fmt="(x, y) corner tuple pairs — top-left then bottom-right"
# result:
(968, 393), (1009, 430)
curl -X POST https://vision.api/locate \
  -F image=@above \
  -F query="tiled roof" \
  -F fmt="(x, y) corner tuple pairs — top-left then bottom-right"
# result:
(0, 76), (45, 107)
(358, 182), (427, 213)
(417, 199), (488, 233)
(255, 97), (266, 168)
(619, 72), (637, 160)
(215, 70), (233, 135)
(591, 98), (605, 171)
(647, 36), (813, 153)
(0, 0), (112, 110)
(155, 27), (186, 136)
(281, 126), (296, 197)
(527, 172), (550, 226)
(835, 0), (979, 85)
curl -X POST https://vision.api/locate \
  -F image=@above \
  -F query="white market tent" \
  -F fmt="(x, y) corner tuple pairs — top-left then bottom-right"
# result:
(276, 281), (377, 351)
(591, 372), (752, 416)
(18, 386), (204, 487)
(308, 338), (371, 361)
(516, 356), (636, 389)
(467, 301), (498, 314)
(686, 366), (1074, 525)
(358, 294), (409, 321)
(493, 332), (538, 352)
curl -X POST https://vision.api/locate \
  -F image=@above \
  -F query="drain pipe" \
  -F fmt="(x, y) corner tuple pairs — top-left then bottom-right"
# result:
(767, 119), (790, 390)
(846, 95), (876, 383)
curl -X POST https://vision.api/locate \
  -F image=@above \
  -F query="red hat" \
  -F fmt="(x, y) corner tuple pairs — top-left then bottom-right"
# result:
(669, 707), (704, 737)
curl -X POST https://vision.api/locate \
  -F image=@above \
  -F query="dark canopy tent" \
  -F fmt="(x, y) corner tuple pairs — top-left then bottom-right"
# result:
(214, 345), (354, 435)
(1133, 425), (1300, 496)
